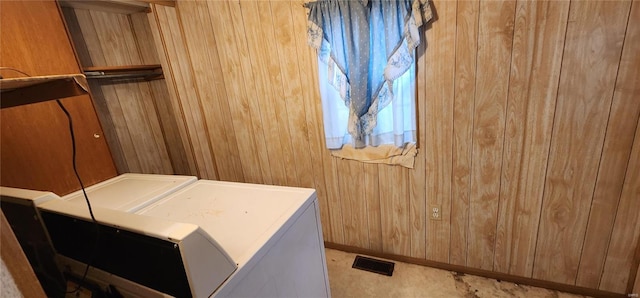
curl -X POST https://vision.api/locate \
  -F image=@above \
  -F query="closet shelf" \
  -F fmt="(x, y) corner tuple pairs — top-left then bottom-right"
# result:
(0, 74), (88, 109)
(60, 0), (176, 15)
(84, 64), (163, 81)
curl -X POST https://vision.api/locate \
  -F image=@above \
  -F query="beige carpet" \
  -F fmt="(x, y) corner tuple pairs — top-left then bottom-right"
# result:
(325, 249), (590, 298)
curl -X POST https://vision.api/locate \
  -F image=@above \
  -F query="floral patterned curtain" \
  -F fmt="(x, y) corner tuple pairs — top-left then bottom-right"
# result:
(305, 0), (433, 148)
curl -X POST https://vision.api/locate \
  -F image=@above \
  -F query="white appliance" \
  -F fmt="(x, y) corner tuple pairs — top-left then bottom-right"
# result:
(136, 180), (331, 297)
(2, 178), (331, 297)
(40, 198), (237, 297)
(61, 173), (197, 212)
(1, 185), (237, 297)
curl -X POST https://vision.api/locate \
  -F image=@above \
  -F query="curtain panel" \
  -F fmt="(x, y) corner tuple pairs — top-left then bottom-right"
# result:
(305, 0), (433, 167)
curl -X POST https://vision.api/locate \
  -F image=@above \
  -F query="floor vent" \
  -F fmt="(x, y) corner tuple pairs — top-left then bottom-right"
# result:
(352, 255), (395, 276)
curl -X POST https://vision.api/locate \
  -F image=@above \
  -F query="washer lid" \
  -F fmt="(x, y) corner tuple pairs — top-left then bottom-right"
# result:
(136, 180), (316, 265)
(61, 174), (197, 213)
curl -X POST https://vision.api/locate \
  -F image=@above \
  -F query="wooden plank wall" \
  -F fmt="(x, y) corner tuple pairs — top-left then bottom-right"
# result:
(140, 0), (639, 293)
(62, 8), (196, 176)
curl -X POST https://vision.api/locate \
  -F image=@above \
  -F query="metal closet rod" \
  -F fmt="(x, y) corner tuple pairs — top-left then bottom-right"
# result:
(83, 65), (163, 81)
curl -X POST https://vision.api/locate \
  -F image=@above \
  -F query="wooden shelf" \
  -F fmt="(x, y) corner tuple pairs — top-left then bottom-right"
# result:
(0, 74), (88, 109)
(83, 64), (163, 81)
(59, 0), (175, 15)
(60, 0), (150, 14)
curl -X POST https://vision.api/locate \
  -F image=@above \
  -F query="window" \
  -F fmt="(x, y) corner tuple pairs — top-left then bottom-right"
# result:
(305, 0), (433, 168)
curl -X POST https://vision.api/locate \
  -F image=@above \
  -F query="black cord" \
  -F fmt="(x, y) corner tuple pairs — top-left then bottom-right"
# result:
(55, 100), (96, 223)
(56, 99), (100, 295)
(3, 67), (100, 294)
(7, 67), (100, 295)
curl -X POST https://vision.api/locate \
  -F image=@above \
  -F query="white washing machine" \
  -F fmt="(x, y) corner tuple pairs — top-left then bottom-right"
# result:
(39, 195), (237, 297)
(135, 180), (331, 297)
(3, 178), (331, 297)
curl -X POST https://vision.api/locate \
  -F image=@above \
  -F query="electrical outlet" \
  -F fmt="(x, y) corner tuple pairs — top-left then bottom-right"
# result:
(430, 205), (441, 221)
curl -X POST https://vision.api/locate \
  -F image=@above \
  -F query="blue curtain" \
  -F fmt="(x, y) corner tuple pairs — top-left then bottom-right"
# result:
(306, 0), (433, 149)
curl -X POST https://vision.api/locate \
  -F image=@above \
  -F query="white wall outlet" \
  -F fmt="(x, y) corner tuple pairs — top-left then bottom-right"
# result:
(430, 205), (441, 221)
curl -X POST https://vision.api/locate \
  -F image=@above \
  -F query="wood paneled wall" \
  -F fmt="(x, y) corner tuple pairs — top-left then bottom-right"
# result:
(62, 8), (195, 176)
(89, 0), (639, 293)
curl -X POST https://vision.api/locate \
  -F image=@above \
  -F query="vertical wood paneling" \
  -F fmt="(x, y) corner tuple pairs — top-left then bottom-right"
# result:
(129, 13), (185, 174)
(130, 13), (193, 175)
(238, 1), (296, 186)
(271, 1), (315, 188)
(533, 0), (631, 284)
(134, 80), (174, 173)
(69, 8), (184, 175)
(364, 163), (382, 251)
(450, 0), (479, 267)
(152, 5), (218, 179)
(379, 165), (394, 254)
(89, 11), (161, 174)
(494, 0), (568, 277)
(599, 115), (640, 293)
(258, 1), (300, 186)
(202, 1), (268, 184)
(423, 0), (456, 263)
(290, 0), (332, 241)
(125, 13), (175, 174)
(129, 14), (160, 64)
(408, 0), (436, 261)
(597, 2), (640, 292)
(337, 160), (369, 248)
(147, 7), (199, 176)
(175, 1), (244, 182)
(408, 178), (426, 258)
(325, 157), (345, 244)
(74, 9), (142, 173)
(399, 167), (411, 256)
(409, 148), (426, 252)
(379, 165), (411, 256)
(409, 41), (426, 259)
(141, 1), (640, 293)
(467, 0), (516, 270)
(578, 0), (640, 288)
